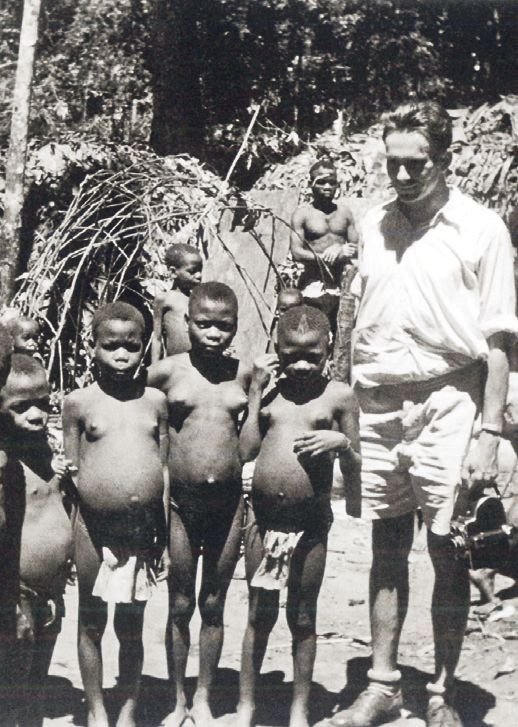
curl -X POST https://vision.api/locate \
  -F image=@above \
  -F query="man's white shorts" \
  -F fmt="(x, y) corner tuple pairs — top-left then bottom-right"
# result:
(356, 364), (483, 535)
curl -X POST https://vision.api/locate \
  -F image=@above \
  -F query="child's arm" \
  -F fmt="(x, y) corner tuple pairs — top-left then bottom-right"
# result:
(239, 354), (277, 462)
(62, 393), (82, 486)
(151, 295), (165, 364)
(157, 393), (171, 579)
(293, 384), (361, 516)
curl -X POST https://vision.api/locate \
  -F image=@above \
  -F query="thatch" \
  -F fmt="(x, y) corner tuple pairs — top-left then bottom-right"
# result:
(11, 144), (233, 389)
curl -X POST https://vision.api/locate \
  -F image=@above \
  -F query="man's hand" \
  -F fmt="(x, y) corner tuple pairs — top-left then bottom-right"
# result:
(251, 354), (278, 389)
(320, 243), (343, 264)
(464, 430), (500, 497)
(293, 430), (349, 457)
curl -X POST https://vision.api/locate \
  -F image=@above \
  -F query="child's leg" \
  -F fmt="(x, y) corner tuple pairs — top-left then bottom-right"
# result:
(286, 532), (327, 727)
(18, 597), (63, 727)
(193, 497), (244, 725)
(75, 513), (109, 727)
(237, 512), (280, 727)
(114, 601), (146, 727)
(164, 507), (198, 727)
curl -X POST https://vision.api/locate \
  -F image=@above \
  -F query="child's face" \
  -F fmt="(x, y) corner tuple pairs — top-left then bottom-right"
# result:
(13, 320), (39, 356)
(1, 372), (50, 434)
(277, 328), (328, 382)
(188, 298), (237, 357)
(94, 319), (144, 381)
(174, 253), (203, 294)
(277, 291), (303, 316)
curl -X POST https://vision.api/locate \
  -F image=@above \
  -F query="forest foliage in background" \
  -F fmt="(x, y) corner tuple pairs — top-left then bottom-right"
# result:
(1, 0), (517, 187)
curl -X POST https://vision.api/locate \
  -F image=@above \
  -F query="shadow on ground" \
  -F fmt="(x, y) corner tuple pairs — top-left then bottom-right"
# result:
(315, 657), (496, 727)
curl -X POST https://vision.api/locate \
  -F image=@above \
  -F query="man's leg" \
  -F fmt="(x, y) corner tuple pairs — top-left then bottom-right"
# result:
(329, 512), (414, 727)
(426, 531), (468, 726)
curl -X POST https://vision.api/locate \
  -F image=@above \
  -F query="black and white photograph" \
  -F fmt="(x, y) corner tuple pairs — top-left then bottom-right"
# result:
(0, 1), (517, 725)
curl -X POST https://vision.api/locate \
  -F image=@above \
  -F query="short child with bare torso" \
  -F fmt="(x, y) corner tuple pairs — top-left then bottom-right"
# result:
(290, 160), (358, 323)
(148, 282), (250, 727)
(151, 243), (203, 362)
(0, 354), (74, 726)
(63, 302), (169, 727)
(236, 305), (361, 727)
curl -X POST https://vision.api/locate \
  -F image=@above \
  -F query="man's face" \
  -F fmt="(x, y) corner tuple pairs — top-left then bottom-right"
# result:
(94, 319), (143, 381)
(385, 131), (447, 206)
(187, 298), (237, 357)
(311, 170), (338, 202)
(1, 372), (50, 434)
(174, 253), (203, 294)
(277, 328), (328, 382)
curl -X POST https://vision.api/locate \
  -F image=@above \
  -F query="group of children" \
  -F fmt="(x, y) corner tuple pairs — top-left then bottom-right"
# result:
(0, 236), (362, 727)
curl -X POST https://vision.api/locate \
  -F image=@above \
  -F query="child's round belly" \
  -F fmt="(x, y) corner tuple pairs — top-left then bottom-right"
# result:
(169, 429), (241, 486)
(79, 447), (163, 512)
(20, 509), (73, 593)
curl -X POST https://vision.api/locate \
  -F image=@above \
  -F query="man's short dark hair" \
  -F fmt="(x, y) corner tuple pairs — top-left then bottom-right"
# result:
(189, 282), (238, 316)
(382, 101), (452, 160)
(164, 243), (201, 269)
(278, 304), (330, 339)
(309, 158), (336, 179)
(91, 302), (145, 341)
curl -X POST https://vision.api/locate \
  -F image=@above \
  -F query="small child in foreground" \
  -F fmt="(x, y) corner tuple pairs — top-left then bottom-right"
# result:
(266, 288), (304, 354)
(151, 243), (203, 362)
(236, 305), (361, 727)
(0, 355), (74, 727)
(63, 302), (169, 727)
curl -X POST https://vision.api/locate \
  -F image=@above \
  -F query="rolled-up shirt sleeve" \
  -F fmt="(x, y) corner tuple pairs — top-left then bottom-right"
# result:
(477, 213), (518, 339)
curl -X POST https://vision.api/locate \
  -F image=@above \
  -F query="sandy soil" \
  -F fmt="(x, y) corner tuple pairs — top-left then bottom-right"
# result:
(42, 502), (518, 727)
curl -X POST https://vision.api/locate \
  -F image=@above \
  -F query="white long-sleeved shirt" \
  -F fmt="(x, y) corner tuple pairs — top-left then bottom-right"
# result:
(352, 188), (518, 388)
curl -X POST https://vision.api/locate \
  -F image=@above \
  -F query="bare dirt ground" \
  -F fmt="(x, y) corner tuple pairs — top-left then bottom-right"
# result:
(43, 503), (518, 727)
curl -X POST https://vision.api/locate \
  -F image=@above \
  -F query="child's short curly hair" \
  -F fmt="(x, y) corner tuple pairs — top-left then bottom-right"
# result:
(91, 302), (145, 341)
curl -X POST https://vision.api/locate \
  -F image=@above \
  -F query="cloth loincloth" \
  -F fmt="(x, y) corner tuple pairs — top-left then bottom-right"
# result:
(251, 530), (304, 590)
(92, 547), (157, 603)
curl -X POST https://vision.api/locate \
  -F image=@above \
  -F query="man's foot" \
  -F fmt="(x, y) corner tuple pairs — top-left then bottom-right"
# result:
(87, 708), (110, 727)
(190, 700), (215, 726)
(288, 710), (310, 727)
(426, 696), (462, 727)
(328, 687), (403, 727)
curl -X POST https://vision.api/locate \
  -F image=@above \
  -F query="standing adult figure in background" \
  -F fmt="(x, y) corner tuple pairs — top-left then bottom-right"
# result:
(330, 101), (517, 727)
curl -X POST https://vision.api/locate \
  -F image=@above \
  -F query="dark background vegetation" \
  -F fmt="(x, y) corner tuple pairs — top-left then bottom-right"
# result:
(1, 0), (517, 188)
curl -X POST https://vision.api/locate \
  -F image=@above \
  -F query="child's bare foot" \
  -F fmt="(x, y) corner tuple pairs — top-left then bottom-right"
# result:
(288, 709), (310, 727)
(235, 702), (255, 727)
(190, 699), (215, 726)
(87, 709), (110, 727)
(162, 703), (189, 727)
(116, 698), (138, 727)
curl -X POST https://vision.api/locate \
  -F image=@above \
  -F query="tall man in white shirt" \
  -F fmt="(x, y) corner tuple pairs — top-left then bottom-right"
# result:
(330, 102), (518, 727)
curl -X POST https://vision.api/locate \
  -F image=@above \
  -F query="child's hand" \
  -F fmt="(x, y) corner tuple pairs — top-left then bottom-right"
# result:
(252, 354), (278, 389)
(293, 430), (350, 457)
(51, 455), (78, 480)
(157, 548), (171, 581)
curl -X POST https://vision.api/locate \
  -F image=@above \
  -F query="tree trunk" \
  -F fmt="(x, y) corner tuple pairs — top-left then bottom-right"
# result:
(150, 0), (206, 159)
(0, 0), (41, 308)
